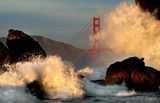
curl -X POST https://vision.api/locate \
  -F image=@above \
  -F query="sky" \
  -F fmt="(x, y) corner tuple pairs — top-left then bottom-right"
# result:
(0, 0), (134, 48)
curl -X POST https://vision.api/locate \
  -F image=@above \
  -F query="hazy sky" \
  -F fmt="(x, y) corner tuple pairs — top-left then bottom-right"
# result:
(0, 0), (134, 48)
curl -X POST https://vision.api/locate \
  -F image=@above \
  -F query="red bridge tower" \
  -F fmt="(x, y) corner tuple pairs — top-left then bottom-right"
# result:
(85, 17), (103, 63)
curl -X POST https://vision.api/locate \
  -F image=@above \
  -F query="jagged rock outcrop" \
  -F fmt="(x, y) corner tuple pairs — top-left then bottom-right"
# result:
(135, 0), (160, 20)
(103, 57), (160, 91)
(6, 29), (47, 63)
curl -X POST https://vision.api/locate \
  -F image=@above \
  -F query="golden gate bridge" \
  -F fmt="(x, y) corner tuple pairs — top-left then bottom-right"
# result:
(68, 17), (111, 64)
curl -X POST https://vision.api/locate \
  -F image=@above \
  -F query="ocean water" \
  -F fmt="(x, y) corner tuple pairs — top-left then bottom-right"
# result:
(53, 94), (160, 103)
(45, 93), (160, 103)
(1, 80), (160, 103)
(0, 64), (160, 103)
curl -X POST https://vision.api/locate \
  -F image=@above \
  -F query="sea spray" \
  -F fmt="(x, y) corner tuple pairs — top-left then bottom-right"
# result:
(83, 78), (136, 97)
(100, 2), (160, 68)
(0, 56), (94, 99)
(39, 56), (83, 99)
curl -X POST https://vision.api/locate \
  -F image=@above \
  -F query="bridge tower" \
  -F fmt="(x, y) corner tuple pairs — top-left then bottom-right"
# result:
(85, 17), (102, 63)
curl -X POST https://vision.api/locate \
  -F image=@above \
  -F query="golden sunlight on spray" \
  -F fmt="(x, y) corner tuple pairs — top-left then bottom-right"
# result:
(101, 2), (160, 68)
(0, 56), (90, 99)
(0, 70), (24, 86)
(41, 56), (84, 98)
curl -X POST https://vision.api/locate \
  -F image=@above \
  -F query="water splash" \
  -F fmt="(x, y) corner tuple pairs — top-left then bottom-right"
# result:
(101, 2), (160, 68)
(40, 56), (84, 99)
(0, 56), (85, 99)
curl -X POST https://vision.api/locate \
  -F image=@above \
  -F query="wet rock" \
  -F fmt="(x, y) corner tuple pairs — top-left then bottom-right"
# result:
(26, 80), (47, 100)
(6, 29), (47, 63)
(104, 57), (160, 91)
(0, 42), (9, 65)
(129, 66), (160, 91)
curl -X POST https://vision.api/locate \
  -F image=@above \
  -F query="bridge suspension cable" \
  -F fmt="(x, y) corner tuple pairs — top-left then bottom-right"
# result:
(67, 20), (92, 44)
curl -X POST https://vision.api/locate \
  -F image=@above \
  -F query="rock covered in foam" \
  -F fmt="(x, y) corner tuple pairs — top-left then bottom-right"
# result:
(135, 0), (160, 20)
(104, 57), (160, 91)
(6, 29), (47, 63)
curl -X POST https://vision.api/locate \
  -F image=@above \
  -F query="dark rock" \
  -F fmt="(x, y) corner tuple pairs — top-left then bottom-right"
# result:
(104, 57), (144, 85)
(103, 57), (160, 91)
(135, 0), (160, 20)
(6, 29), (47, 63)
(26, 80), (47, 100)
(129, 66), (160, 91)
(0, 42), (9, 65)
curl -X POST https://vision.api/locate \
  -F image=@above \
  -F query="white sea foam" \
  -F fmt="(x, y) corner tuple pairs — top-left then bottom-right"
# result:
(83, 78), (134, 97)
